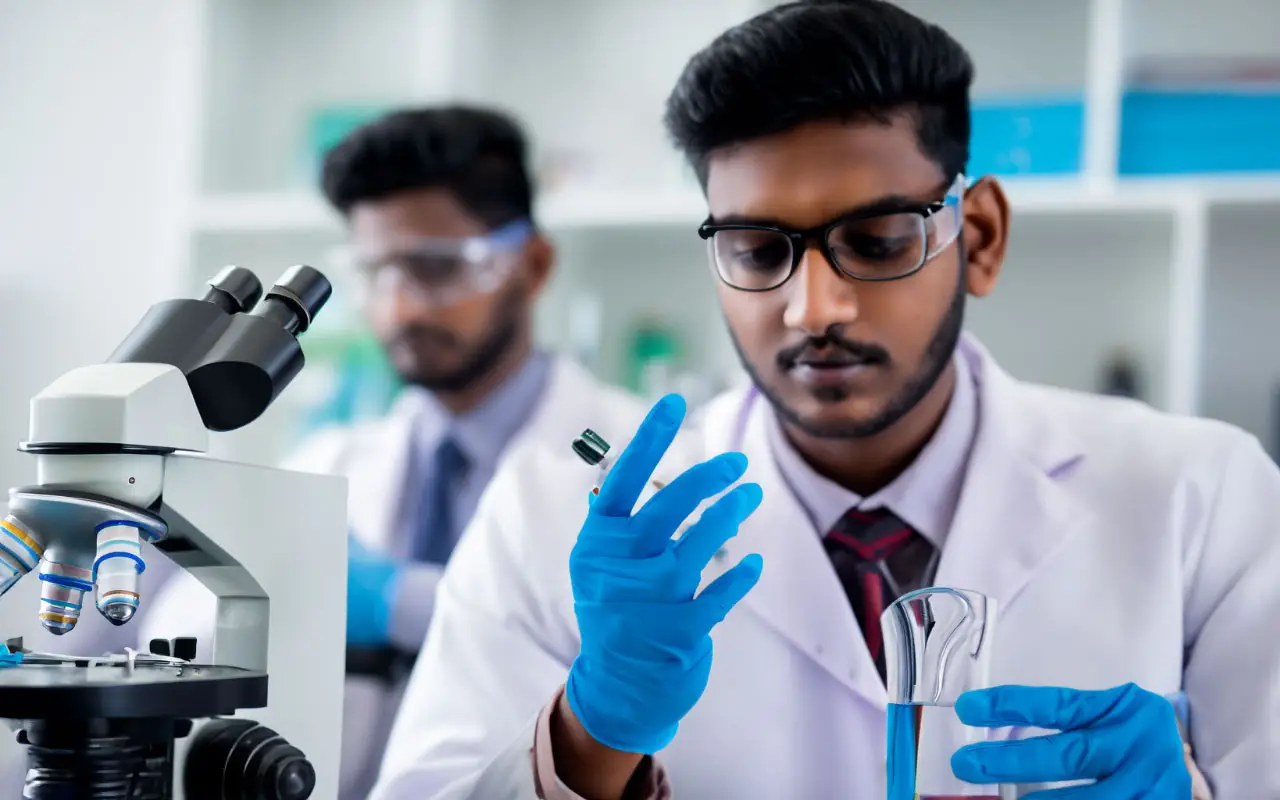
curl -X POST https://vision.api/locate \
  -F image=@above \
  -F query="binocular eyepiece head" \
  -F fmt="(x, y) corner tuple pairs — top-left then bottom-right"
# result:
(109, 266), (333, 432)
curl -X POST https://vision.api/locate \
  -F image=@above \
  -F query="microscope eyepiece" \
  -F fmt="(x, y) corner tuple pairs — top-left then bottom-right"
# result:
(250, 265), (332, 336)
(201, 266), (264, 315)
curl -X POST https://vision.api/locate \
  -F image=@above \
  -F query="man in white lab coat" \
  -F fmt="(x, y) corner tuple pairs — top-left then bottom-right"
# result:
(373, 4), (1267, 799)
(142, 106), (644, 799)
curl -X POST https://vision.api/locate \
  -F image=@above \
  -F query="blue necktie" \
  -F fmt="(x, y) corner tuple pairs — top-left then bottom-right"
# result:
(411, 437), (469, 565)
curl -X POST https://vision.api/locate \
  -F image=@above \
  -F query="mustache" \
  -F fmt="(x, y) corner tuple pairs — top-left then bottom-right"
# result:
(776, 332), (890, 370)
(390, 325), (461, 348)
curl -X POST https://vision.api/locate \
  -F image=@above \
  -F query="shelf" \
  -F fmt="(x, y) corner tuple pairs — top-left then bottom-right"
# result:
(193, 193), (336, 233)
(1002, 179), (1188, 213)
(190, 187), (712, 235)
(538, 186), (708, 229)
(1117, 175), (1280, 206)
(192, 178), (1280, 237)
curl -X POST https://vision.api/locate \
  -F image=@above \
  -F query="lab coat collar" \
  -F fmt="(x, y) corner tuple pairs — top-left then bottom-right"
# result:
(931, 335), (1094, 612)
(707, 333), (1091, 711)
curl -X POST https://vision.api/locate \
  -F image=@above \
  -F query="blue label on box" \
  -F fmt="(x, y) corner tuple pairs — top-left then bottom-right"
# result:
(1120, 89), (1280, 175)
(968, 96), (1085, 177)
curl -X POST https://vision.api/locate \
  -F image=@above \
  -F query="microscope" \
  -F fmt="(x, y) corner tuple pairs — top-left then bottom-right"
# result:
(0, 266), (347, 799)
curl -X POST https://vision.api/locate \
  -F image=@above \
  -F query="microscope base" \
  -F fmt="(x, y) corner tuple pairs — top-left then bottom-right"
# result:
(19, 716), (188, 800)
(0, 664), (313, 799)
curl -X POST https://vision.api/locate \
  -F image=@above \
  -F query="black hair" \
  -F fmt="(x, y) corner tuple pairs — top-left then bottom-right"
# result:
(664, 0), (973, 184)
(320, 105), (534, 228)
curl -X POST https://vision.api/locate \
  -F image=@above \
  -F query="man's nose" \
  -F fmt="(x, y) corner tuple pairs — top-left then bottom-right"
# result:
(781, 247), (860, 336)
(375, 275), (434, 323)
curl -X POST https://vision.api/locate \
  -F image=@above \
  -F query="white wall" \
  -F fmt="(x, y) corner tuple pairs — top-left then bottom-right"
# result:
(202, 0), (447, 193)
(967, 211), (1176, 409)
(0, 0), (192, 487)
(896, 0), (1091, 94)
(1126, 0), (1280, 61)
(0, 0), (191, 788)
(454, 0), (762, 190)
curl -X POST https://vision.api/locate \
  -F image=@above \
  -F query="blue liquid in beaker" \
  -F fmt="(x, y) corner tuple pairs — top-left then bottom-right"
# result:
(887, 703), (1002, 800)
(887, 702), (917, 800)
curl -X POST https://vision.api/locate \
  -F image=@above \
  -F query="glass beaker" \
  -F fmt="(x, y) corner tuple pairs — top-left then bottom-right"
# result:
(882, 587), (1010, 800)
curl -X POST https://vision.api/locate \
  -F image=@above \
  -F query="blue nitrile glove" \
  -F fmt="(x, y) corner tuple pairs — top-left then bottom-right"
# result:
(565, 393), (765, 755)
(952, 684), (1191, 798)
(0, 644), (22, 668)
(346, 535), (402, 647)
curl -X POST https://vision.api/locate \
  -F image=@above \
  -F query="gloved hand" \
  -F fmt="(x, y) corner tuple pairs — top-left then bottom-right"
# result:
(952, 683), (1191, 798)
(565, 393), (765, 755)
(346, 535), (402, 647)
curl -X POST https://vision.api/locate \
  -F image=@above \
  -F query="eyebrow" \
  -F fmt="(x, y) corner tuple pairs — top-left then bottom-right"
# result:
(706, 191), (944, 228)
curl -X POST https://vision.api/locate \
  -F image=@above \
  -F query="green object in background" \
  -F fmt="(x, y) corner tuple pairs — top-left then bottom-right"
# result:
(626, 321), (682, 399)
(294, 328), (403, 441)
(301, 105), (391, 185)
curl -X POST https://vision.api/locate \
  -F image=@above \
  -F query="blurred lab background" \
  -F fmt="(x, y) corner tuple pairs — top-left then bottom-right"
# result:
(3, 0), (1280, 481)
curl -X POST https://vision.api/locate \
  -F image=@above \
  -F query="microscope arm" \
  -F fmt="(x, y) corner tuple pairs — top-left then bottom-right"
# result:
(153, 452), (346, 791)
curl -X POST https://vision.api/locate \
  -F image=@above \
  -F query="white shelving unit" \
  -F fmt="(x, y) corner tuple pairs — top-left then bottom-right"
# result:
(169, 0), (1280, 465)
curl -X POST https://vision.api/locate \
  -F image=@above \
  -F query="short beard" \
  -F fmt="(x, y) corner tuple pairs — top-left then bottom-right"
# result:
(733, 265), (965, 440)
(400, 281), (524, 394)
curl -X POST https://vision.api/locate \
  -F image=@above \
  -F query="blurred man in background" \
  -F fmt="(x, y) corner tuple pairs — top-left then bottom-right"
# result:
(144, 105), (644, 799)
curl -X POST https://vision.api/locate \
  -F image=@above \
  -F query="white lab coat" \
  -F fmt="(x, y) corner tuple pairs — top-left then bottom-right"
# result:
(139, 355), (646, 799)
(373, 335), (1280, 800)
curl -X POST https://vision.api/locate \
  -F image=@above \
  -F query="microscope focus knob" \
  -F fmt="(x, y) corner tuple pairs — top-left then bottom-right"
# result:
(184, 718), (316, 800)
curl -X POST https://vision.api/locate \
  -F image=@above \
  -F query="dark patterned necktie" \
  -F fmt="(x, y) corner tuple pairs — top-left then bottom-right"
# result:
(410, 437), (469, 566)
(823, 507), (937, 682)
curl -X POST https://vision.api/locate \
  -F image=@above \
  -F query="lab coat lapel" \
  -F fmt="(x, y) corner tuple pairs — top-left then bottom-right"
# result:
(347, 398), (417, 553)
(933, 338), (1095, 616)
(706, 389), (889, 709)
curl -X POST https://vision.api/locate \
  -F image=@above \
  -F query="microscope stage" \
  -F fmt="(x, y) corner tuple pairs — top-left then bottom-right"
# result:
(0, 662), (267, 721)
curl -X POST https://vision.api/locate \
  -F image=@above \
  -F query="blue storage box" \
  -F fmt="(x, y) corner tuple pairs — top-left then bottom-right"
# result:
(968, 96), (1085, 177)
(1119, 89), (1280, 175)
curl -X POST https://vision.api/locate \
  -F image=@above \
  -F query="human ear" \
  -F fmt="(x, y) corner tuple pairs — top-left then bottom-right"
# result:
(960, 176), (1010, 298)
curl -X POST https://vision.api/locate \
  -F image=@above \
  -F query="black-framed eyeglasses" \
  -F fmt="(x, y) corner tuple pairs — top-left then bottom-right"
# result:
(697, 174), (967, 292)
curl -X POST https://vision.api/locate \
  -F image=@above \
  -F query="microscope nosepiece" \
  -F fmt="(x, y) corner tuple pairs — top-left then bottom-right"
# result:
(0, 516), (42, 598)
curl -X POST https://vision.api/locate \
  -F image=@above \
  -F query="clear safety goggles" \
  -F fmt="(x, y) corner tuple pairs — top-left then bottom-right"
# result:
(339, 218), (534, 309)
(698, 173), (968, 292)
